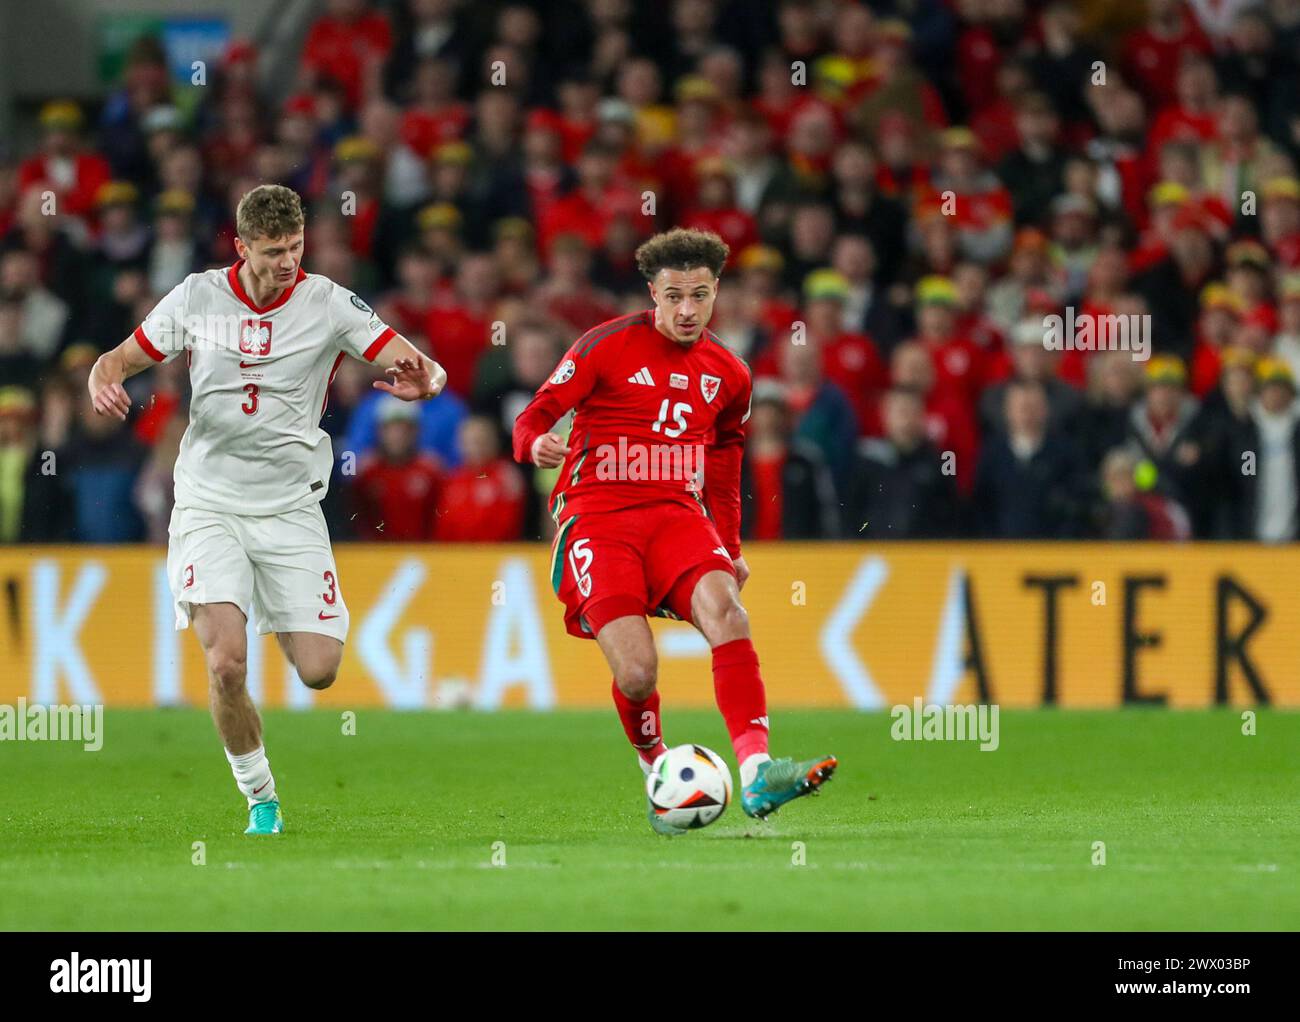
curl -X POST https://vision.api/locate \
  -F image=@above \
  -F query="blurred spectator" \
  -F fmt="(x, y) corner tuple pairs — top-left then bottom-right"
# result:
(533, 234), (619, 334)
(910, 275), (992, 428)
(0, 386), (69, 542)
(952, 261), (1008, 361)
(133, 412), (184, 544)
(1244, 356), (1300, 542)
(1133, 213), (1217, 360)
(16, 101), (111, 222)
(986, 228), (1058, 334)
(1029, 3), (1102, 135)
(132, 356), (188, 446)
(1122, 3), (1213, 111)
(998, 92), (1067, 228)
(147, 191), (203, 295)
(5, 183), (88, 310)
(383, 3), (467, 103)
(1195, 346), (1258, 537)
(425, 252), (502, 398)
(916, 128), (1013, 264)
(472, 318), (559, 443)
(844, 386), (958, 539)
(301, 0), (393, 112)
(1079, 351), (1146, 472)
(434, 414), (527, 541)
(92, 181), (150, 271)
(1, 248), (69, 361)
(828, 141), (907, 286)
(343, 375), (467, 472)
(1189, 282), (1245, 396)
(1097, 446), (1192, 540)
(739, 383), (838, 540)
(1125, 355), (1206, 522)
(0, 296), (40, 393)
(885, 339), (978, 494)
(979, 317), (1084, 438)
(769, 330), (858, 491)
(63, 396), (147, 542)
(1274, 274), (1300, 380)
(972, 379), (1085, 538)
(795, 269), (887, 434)
(351, 397), (444, 541)
(831, 232), (904, 353)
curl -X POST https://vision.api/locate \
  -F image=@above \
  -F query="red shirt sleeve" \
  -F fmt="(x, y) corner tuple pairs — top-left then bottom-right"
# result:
(704, 368), (751, 559)
(510, 332), (604, 464)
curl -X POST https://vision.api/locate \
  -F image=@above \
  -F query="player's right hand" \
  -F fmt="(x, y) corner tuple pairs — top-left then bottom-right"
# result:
(90, 379), (132, 421)
(531, 433), (570, 468)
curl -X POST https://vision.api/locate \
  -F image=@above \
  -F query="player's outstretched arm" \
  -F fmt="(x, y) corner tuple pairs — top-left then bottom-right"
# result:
(88, 336), (159, 420)
(369, 335), (447, 401)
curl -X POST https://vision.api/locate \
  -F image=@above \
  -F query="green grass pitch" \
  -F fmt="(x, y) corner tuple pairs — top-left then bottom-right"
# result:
(1, 708), (1297, 930)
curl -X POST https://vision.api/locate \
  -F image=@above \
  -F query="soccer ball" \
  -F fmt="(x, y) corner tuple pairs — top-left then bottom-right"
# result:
(646, 744), (733, 830)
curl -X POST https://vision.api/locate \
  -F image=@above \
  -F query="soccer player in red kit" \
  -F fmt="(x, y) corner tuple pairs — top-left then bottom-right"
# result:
(512, 228), (836, 834)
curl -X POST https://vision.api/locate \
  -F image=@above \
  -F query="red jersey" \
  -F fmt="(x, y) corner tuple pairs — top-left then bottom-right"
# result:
(435, 459), (527, 541)
(512, 311), (752, 557)
(424, 303), (492, 398)
(18, 152), (111, 219)
(401, 104), (471, 156)
(352, 454), (443, 541)
(301, 12), (392, 109)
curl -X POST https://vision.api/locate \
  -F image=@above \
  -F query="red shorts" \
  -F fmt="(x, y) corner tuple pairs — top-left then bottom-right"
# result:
(549, 502), (736, 640)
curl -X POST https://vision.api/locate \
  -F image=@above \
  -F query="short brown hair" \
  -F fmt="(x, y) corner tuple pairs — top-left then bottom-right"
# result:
(236, 184), (305, 241)
(635, 227), (730, 281)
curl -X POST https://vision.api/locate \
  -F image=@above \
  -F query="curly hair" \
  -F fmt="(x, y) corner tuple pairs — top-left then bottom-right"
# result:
(235, 184), (305, 241)
(635, 228), (730, 281)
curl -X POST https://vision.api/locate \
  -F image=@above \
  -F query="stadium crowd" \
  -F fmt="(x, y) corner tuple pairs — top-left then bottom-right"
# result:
(2, 0), (1300, 544)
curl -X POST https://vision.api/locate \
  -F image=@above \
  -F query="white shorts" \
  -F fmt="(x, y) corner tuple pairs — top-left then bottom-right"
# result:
(167, 503), (350, 641)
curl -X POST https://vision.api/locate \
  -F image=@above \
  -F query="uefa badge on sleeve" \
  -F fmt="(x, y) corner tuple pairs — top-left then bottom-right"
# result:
(550, 359), (576, 385)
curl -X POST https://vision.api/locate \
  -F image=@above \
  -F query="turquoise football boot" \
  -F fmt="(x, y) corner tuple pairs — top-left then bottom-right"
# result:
(245, 800), (283, 835)
(741, 756), (837, 819)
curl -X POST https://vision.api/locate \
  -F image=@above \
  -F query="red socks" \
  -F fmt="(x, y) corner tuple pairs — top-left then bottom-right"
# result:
(611, 680), (667, 767)
(611, 638), (770, 770)
(711, 637), (770, 764)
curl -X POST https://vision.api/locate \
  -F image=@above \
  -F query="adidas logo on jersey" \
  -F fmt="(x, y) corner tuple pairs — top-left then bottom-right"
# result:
(628, 367), (656, 386)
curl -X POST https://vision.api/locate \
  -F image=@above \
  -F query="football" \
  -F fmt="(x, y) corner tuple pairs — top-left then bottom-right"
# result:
(646, 744), (733, 830)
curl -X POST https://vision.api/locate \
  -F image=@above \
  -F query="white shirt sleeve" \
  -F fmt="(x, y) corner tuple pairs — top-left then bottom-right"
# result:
(330, 284), (396, 362)
(133, 279), (190, 364)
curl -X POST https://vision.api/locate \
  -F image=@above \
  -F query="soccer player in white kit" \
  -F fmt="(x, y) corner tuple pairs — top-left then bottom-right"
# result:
(87, 185), (446, 834)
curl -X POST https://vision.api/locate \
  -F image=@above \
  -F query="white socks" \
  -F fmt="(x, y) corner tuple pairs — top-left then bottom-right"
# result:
(225, 745), (276, 806)
(739, 753), (771, 788)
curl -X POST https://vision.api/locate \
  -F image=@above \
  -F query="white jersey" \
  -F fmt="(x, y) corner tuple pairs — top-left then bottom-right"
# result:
(133, 261), (395, 516)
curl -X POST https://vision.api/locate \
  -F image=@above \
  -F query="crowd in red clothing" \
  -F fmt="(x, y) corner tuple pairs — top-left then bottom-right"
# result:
(3, 0), (1300, 545)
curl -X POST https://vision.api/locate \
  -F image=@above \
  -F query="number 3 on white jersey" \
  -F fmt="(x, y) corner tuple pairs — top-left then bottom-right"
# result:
(651, 399), (692, 438)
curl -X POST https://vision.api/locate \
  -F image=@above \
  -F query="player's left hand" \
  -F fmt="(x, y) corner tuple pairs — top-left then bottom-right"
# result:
(374, 357), (445, 401)
(732, 555), (750, 590)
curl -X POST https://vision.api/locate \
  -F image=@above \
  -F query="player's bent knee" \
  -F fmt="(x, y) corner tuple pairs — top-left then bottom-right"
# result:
(299, 666), (338, 690)
(718, 600), (749, 637)
(695, 591), (749, 644)
(614, 660), (658, 701)
(207, 652), (248, 696)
